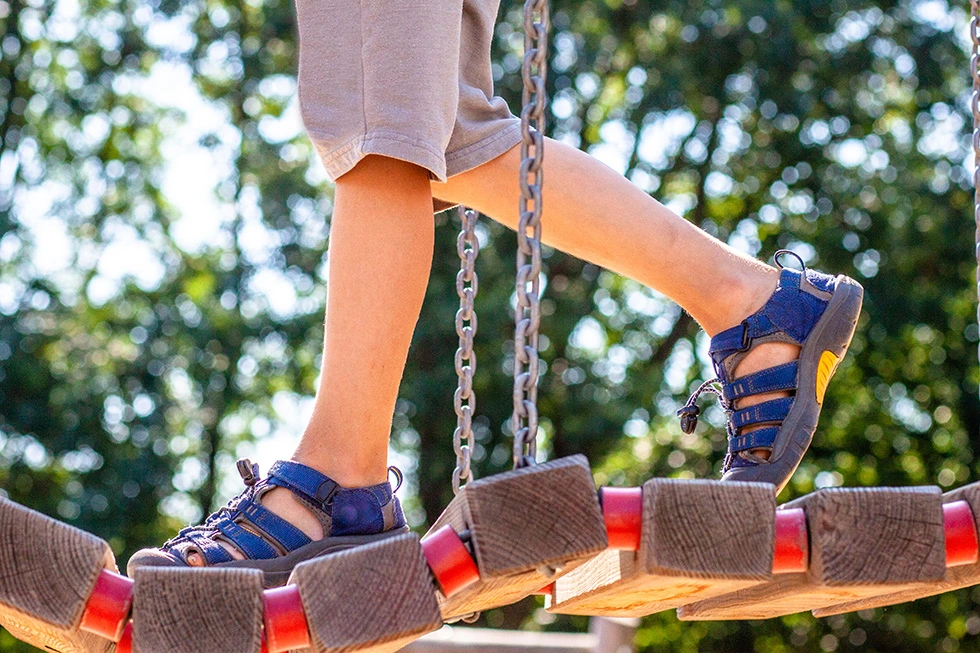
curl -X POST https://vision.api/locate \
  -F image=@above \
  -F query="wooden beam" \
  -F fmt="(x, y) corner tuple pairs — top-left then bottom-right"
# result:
(546, 479), (777, 617)
(676, 486), (948, 620)
(290, 532), (444, 652)
(131, 567), (264, 653)
(426, 456), (608, 621)
(0, 498), (119, 653)
(812, 481), (980, 617)
(403, 625), (596, 652)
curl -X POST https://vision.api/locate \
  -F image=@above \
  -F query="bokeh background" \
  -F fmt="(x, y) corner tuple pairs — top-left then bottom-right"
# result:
(2, 0), (980, 650)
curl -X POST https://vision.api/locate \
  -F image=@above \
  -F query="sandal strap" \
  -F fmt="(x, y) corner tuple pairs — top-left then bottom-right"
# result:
(730, 397), (794, 431)
(729, 426), (779, 454)
(236, 497), (313, 552)
(184, 531), (235, 565)
(709, 269), (808, 363)
(214, 516), (281, 559)
(722, 361), (798, 403)
(267, 461), (342, 510)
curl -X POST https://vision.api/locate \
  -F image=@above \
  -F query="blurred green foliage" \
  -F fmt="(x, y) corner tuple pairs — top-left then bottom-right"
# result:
(2, 0), (980, 650)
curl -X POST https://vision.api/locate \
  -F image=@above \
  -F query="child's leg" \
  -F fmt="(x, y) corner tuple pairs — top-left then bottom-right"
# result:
(432, 139), (779, 337)
(183, 155), (433, 566)
(432, 139), (815, 472)
(295, 154), (434, 487)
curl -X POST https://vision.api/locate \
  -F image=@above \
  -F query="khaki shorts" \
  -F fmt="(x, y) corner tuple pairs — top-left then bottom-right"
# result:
(294, 0), (522, 189)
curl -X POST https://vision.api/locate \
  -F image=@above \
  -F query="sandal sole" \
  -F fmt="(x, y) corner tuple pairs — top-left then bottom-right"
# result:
(128, 526), (411, 588)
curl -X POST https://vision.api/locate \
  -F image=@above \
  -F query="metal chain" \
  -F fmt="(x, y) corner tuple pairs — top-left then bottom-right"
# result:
(971, 0), (980, 379)
(512, 0), (550, 469)
(453, 206), (479, 494)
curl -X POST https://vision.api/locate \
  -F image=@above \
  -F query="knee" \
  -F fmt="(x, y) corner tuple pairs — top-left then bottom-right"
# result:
(336, 155), (431, 188)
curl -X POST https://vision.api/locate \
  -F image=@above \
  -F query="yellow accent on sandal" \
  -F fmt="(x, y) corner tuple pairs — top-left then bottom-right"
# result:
(815, 350), (841, 405)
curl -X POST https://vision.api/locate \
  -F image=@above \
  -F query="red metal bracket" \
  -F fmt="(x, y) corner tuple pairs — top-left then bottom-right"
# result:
(421, 525), (480, 597)
(600, 487), (643, 551)
(263, 584), (311, 653)
(772, 508), (808, 574)
(115, 622), (133, 653)
(78, 569), (134, 642)
(944, 500), (979, 568)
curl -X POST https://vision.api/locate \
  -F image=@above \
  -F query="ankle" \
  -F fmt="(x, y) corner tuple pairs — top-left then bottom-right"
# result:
(290, 450), (389, 490)
(703, 264), (779, 336)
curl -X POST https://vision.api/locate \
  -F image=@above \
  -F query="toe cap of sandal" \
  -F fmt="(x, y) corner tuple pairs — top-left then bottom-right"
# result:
(126, 548), (189, 576)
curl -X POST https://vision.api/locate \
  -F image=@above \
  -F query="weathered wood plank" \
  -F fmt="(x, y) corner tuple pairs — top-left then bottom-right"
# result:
(428, 455), (607, 621)
(813, 482), (980, 617)
(0, 498), (115, 653)
(131, 567), (264, 653)
(291, 532), (443, 653)
(403, 625), (597, 652)
(677, 486), (947, 620)
(547, 479), (776, 617)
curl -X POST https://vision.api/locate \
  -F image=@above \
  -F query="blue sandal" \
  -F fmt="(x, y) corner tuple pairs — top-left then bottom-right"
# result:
(678, 251), (864, 492)
(127, 459), (408, 587)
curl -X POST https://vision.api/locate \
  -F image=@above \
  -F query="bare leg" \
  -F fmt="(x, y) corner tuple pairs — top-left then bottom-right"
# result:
(188, 155), (433, 565)
(432, 139), (797, 456)
(433, 139), (778, 336)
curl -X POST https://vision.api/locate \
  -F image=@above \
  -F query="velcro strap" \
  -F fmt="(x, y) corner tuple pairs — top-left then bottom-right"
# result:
(708, 314), (779, 364)
(185, 531), (235, 565)
(722, 361), (798, 402)
(708, 323), (747, 361)
(239, 500), (312, 552)
(268, 461), (340, 509)
(729, 427), (779, 453)
(215, 516), (280, 559)
(730, 397), (794, 431)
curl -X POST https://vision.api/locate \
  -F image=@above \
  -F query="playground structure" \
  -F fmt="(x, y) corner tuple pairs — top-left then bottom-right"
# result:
(2, 478), (980, 652)
(5, 0), (980, 651)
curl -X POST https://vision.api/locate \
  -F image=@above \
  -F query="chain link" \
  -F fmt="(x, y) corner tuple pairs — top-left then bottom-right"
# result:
(512, 0), (549, 469)
(453, 206), (480, 494)
(972, 0), (980, 381)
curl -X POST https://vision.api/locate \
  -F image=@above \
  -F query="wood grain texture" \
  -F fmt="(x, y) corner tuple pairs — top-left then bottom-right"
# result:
(677, 486), (947, 620)
(427, 455), (607, 620)
(547, 479), (776, 617)
(813, 482), (980, 617)
(131, 567), (264, 653)
(290, 532), (442, 652)
(0, 498), (116, 653)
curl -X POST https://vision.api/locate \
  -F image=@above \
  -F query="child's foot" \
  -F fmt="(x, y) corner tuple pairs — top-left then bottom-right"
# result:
(678, 251), (864, 493)
(127, 459), (408, 587)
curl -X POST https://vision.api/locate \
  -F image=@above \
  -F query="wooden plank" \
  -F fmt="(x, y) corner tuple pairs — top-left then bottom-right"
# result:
(546, 479), (776, 617)
(402, 625), (596, 652)
(813, 482), (980, 617)
(131, 568), (264, 653)
(291, 532), (443, 653)
(427, 455), (608, 621)
(677, 486), (947, 620)
(0, 498), (116, 653)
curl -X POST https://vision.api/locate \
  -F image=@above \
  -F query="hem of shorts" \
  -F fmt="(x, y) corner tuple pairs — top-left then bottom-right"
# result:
(444, 118), (523, 179)
(314, 129), (449, 182)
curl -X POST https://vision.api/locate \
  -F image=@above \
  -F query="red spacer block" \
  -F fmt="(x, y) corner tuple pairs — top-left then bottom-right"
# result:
(944, 500), (980, 568)
(115, 622), (133, 653)
(533, 582), (555, 596)
(773, 508), (808, 574)
(78, 569), (134, 642)
(421, 525), (480, 597)
(600, 487), (643, 551)
(263, 584), (311, 653)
